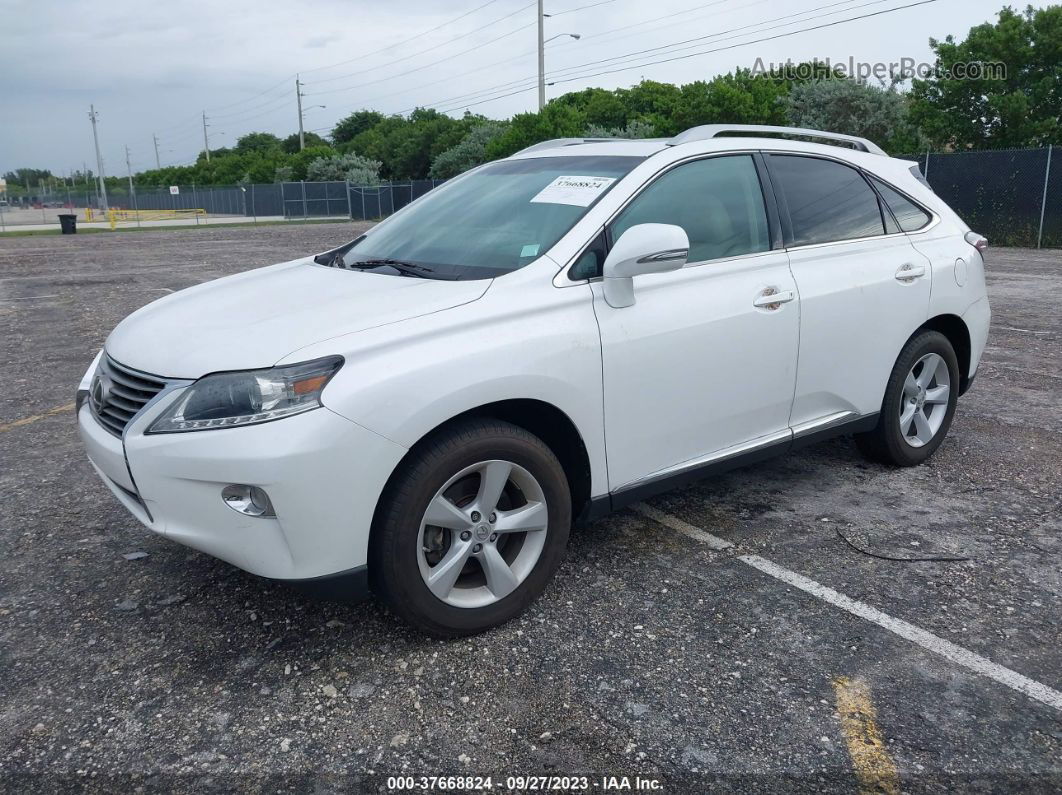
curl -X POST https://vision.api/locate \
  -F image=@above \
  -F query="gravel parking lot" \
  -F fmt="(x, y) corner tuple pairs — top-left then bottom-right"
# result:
(1, 224), (1059, 792)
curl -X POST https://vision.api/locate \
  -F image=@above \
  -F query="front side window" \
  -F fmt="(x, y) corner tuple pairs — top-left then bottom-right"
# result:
(771, 155), (885, 246)
(870, 176), (932, 232)
(340, 155), (641, 279)
(610, 155), (771, 265)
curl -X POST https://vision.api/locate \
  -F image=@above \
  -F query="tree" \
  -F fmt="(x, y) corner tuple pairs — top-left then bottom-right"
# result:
(305, 152), (382, 185)
(785, 78), (926, 153)
(429, 121), (510, 178)
(282, 131), (327, 153)
(3, 168), (54, 189)
(234, 132), (282, 153)
(332, 110), (385, 145)
(583, 119), (656, 139)
(909, 5), (1062, 148)
(484, 103), (588, 159)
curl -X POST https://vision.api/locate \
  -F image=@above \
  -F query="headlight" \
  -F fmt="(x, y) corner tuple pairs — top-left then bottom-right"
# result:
(147, 356), (342, 433)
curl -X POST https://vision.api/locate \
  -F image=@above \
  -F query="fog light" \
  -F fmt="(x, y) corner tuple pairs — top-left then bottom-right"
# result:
(222, 484), (275, 517)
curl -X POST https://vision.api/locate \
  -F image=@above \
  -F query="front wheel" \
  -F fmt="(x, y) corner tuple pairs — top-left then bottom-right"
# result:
(370, 419), (571, 637)
(855, 330), (960, 467)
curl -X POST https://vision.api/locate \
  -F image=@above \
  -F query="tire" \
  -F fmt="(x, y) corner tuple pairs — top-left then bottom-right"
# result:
(855, 330), (960, 467)
(369, 419), (572, 637)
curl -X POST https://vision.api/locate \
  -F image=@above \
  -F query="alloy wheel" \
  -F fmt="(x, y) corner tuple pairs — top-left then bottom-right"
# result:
(417, 460), (549, 608)
(899, 352), (951, 448)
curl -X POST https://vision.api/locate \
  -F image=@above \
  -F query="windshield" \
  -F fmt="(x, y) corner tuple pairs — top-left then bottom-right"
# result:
(341, 155), (642, 279)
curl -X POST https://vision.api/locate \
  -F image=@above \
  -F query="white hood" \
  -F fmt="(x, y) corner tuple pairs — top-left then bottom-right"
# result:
(105, 258), (490, 378)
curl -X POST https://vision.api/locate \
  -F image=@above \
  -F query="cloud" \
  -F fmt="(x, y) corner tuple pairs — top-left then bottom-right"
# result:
(304, 33), (341, 49)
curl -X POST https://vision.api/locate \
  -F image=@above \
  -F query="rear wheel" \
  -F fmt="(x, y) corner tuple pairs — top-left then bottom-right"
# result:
(370, 419), (571, 637)
(855, 330), (959, 466)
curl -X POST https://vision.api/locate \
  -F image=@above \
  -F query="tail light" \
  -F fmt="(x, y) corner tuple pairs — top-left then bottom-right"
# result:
(965, 232), (988, 253)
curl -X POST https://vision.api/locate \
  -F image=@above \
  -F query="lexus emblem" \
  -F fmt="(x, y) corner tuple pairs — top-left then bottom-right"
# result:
(92, 372), (112, 408)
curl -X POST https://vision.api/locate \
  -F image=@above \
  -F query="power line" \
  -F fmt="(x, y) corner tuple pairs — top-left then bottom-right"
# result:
(546, 0), (941, 87)
(530, 0), (881, 85)
(431, 0), (939, 114)
(549, 0), (617, 15)
(305, 19), (537, 98)
(299, 0), (510, 77)
(310, 2), (535, 86)
(204, 75), (293, 114)
(392, 0), (881, 114)
(150, 0), (519, 145)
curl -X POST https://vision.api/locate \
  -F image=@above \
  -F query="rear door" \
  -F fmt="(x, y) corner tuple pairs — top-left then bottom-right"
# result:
(766, 153), (932, 431)
(591, 154), (799, 493)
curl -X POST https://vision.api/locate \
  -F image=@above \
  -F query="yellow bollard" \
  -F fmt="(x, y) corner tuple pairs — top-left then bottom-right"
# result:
(108, 209), (116, 230)
(85, 207), (93, 222)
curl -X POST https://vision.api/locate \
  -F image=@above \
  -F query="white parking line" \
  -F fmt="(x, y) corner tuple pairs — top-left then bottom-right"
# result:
(632, 503), (733, 550)
(635, 504), (1062, 713)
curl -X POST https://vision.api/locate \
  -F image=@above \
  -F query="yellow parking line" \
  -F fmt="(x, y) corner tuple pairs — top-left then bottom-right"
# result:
(0, 402), (76, 433)
(833, 676), (901, 795)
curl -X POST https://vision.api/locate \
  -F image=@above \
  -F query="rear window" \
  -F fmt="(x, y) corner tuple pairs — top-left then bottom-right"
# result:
(870, 176), (932, 232)
(771, 155), (885, 246)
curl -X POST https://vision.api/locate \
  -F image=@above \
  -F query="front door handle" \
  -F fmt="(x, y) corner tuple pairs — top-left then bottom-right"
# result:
(753, 287), (795, 310)
(895, 262), (927, 282)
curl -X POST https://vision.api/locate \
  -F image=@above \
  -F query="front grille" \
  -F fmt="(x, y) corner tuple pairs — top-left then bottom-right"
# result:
(89, 355), (167, 436)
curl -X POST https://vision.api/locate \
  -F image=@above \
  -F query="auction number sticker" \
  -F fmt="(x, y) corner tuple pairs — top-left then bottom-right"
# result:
(530, 175), (616, 207)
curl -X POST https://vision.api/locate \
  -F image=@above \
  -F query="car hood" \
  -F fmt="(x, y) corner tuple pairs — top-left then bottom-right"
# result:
(106, 257), (490, 378)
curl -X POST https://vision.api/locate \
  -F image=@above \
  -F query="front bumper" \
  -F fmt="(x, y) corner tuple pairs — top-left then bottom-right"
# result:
(78, 395), (407, 586)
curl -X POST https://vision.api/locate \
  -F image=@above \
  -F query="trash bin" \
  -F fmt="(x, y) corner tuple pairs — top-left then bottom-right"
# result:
(58, 214), (77, 235)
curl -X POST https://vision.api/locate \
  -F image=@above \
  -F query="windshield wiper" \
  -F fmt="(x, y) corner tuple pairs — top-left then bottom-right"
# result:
(348, 258), (436, 278)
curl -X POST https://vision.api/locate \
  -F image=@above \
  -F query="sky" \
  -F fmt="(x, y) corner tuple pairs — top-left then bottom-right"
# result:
(0, 0), (1049, 178)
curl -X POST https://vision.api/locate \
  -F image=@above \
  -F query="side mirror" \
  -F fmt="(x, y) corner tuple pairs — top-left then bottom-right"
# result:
(602, 223), (689, 308)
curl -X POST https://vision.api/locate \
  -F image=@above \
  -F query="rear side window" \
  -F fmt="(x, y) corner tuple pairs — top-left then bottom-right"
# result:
(869, 176), (932, 232)
(610, 155), (770, 264)
(771, 155), (885, 246)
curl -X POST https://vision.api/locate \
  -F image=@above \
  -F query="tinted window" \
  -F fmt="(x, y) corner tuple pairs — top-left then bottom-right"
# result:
(341, 155), (641, 279)
(772, 155), (885, 246)
(570, 231), (607, 281)
(870, 176), (932, 232)
(611, 155), (770, 265)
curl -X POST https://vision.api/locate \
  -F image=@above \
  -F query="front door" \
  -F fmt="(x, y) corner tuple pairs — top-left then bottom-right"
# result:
(591, 154), (800, 493)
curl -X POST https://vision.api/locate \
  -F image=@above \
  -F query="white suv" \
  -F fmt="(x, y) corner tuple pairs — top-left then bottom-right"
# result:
(77, 125), (990, 636)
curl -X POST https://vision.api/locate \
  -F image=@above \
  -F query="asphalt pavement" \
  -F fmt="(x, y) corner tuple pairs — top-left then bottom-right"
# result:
(1, 224), (1059, 793)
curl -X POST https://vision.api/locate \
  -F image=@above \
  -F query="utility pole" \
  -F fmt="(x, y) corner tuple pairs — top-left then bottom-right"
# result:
(125, 145), (140, 225)
(124, 145), (135, 196)
(537, 0), (546, 110)
(296, 75), (305, 151)
(153, 133), (161, 169)
(88, 104), (109, 211)
(202, 111), (211, 162)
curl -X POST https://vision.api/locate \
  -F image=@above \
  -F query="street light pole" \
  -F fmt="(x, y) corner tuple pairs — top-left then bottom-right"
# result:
(537, 0), (546, 110)
(296, 75), (305, 151)
(153, 133), (161, 169)
(88, 104), (109, 212)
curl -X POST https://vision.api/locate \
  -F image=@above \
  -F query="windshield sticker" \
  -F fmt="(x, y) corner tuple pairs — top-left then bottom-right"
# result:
(520, 244), (541, 258)
(530, 175), (617, 207)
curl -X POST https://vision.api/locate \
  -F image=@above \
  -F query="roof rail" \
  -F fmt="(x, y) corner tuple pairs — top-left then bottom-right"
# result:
(667, 124), (886, 156)
(513, 137), (623, 156)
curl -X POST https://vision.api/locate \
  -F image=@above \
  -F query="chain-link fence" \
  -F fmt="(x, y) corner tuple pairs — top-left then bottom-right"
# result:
(0, 179), (443, 229)
(1, 148), (1057, 246)
(901, 146), (1058, 248)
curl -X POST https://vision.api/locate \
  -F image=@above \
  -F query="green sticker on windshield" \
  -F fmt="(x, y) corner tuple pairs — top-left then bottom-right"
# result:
(520, 244), (540, 258)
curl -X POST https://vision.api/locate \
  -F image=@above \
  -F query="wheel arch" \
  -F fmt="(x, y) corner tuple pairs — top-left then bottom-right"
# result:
(919, 314), (973, 394)
(370, 399), (595, 549)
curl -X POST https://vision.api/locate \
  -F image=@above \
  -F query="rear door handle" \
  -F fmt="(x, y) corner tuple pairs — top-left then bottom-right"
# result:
(753, 288), (795, 309)
(895, 262), (926, 282)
